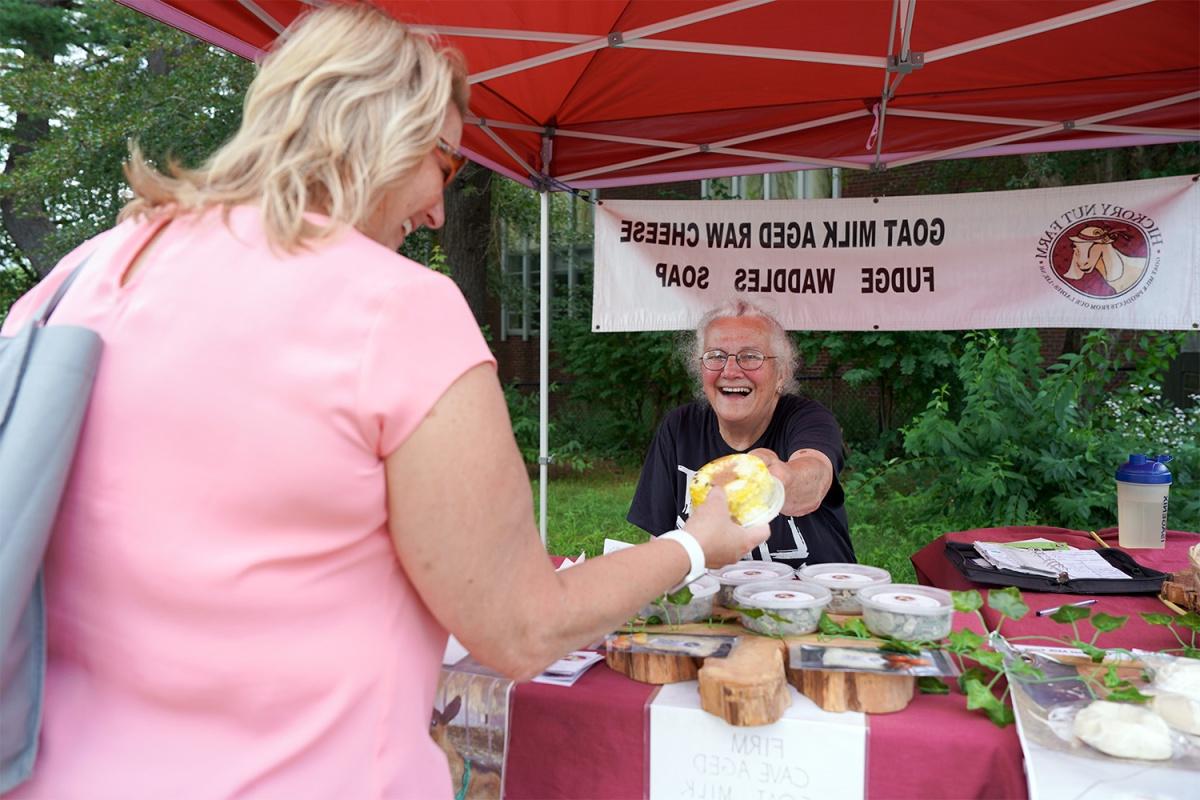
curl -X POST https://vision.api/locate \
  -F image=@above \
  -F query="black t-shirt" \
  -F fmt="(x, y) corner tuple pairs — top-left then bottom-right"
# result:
(627, 395), (853, 569)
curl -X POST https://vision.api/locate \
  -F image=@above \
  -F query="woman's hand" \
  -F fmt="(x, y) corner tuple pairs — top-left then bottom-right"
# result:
(683, 485), (770, 567)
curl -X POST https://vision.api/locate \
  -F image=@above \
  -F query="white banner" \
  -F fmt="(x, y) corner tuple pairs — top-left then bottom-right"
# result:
(592, 175), (1199, 331)
(648, 681), (866, 800)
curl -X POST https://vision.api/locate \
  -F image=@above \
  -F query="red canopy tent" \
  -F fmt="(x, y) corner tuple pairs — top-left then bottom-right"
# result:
(118, 0), (1199, 189)
(115, 0), (1200, 540)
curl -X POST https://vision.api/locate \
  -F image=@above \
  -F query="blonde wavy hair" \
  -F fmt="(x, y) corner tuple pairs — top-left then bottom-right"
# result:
(120, 2), (468, 251)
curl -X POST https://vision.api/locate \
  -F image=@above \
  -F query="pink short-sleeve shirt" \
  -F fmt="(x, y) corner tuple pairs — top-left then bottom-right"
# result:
(2, 207), (494, 799)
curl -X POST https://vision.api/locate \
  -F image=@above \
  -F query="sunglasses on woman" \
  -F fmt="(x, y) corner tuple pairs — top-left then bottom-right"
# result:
(435, 139), (467, 187)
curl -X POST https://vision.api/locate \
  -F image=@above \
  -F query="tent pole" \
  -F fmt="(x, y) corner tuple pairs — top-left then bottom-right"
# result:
(538, 189), (550, 547)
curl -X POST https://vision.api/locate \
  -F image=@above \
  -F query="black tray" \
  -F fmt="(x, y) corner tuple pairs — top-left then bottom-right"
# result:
(943, 541), (1168, 594)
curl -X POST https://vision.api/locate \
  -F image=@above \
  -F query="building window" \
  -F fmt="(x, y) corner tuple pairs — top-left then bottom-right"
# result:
(499, 195), (594, 341)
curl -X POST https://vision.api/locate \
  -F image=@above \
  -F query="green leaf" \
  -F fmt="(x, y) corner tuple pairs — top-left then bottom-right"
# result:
(951, 590), (983, 613)
(1102, 665), (1121, 689)
(1180, 647), (1200, 660)
(987, 587), (1029, 620)
(1105, 685), (1151, 704)
(963, 676), (997, 712)
(957, 667), (990, 693)
(1005, 658), (1044, 681)
(972, 649), (1005, 672)
(1073, 640), (1107, 663)
(917, 676), (950, 695)
(1178, 613), (1200, 633)
(880, 639), (922, 654)
(838, 618), (872, 639)
(818, 613), (844, 636)
(1140, 612), (1176, 627)
(731, 605), (765, 619)
(984, 703), (1016, 726)
(664, 585), (693, 606)
(946, 628), (984, 653)
(1089, 613), (1127, 633)
(1050, 604), (1092, 624)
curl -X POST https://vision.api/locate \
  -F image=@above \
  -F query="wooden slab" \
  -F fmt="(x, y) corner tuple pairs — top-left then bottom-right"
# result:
(787, 666), (914, 713)
(608, 612), (920, 723)
(1161, 567), (1199, 614)
(606, 644), (701, 684)
(698, 635), (791, 726)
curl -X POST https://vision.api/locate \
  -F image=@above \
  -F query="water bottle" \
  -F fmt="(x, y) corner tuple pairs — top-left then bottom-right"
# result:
(1115, 454), (1172, 549)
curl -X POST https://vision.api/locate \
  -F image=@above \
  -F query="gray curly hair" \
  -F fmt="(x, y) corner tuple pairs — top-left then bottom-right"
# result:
(680, 300), (799, 399)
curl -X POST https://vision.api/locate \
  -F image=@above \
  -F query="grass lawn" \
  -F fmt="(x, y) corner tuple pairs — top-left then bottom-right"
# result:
(533, 466), (952, 584)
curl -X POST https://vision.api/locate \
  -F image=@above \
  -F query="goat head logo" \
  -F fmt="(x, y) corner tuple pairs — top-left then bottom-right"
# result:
(1050, 219), (1149, 299)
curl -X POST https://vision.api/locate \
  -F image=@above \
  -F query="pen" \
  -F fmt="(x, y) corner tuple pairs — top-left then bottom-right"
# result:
(1037, 599), (1097, 617)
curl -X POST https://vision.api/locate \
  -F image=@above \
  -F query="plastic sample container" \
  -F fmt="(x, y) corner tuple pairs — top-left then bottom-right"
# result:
(731, 579), (832, 636)
(797, 563), (892, 615)
(858, 584), (953, 641)
(710, 561), (796, 608)
(639, 575), (720, 625)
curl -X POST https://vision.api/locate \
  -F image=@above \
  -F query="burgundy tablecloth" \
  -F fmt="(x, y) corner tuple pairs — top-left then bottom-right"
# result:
(505, 662), (654, 799)
(912, 526), (1199, 652)
(502, 606), (1025, 799)
(501, 530), (1200, 800)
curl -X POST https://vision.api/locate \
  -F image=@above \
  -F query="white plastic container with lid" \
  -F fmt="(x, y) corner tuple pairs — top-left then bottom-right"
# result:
(858, 583), (954, 641)
(639, 575), (720, 625)
(709, 561), (796, 608)
(797, 563), (892, 615)
(731, 579), (831, 636)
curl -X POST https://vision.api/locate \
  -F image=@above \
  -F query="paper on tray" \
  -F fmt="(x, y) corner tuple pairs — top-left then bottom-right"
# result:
(973, 541), (1129, 580)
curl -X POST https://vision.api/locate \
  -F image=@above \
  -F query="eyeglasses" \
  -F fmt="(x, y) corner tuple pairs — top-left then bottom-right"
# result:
(434, 139), (467, 187)
(700, 349), (776, 371)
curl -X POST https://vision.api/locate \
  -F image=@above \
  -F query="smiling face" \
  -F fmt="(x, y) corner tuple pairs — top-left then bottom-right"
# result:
(701, 315), (783, 441)
(363, 106), (464, 251)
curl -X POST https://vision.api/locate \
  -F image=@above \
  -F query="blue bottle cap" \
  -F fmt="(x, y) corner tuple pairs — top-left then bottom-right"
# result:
(1115, 454), (1173, 485)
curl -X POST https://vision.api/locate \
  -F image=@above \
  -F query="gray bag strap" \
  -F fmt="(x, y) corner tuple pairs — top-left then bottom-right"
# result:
(34, 256), (92, 326)
(0, 257), (94, 429)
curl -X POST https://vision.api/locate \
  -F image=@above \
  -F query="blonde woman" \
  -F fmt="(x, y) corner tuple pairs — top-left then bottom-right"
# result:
(0, 5), (765, 799)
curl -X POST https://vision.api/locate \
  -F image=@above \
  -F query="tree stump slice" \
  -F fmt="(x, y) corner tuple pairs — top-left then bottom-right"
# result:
(697, 636), (791, 726)
(1161, 568), (1200, 614)
(605, 647), (701, 684)
(786, 666), (915, 713)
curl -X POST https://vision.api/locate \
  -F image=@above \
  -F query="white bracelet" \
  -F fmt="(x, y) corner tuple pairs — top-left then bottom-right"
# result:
(660, 529), (707, 592)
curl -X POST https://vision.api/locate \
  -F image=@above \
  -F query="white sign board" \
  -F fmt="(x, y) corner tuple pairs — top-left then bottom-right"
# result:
(593, 175), (1199, 331)
(648, 681), (866, 800)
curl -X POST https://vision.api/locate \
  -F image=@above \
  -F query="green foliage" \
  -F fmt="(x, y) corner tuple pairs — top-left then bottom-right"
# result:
(900, 328), (1197, 531)
(553, 288), (695, 461)
(793, 330), (961, 443)
(504, 383), (591, 473)
(1, 0), (253, 275)
(0, 264), (36, 327)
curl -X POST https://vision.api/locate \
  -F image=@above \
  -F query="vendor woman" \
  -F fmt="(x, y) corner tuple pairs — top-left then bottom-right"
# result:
(628, 300), (853, 569)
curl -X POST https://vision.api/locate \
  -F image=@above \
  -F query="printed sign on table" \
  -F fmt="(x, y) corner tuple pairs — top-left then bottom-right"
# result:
(649, 681), (866, 800)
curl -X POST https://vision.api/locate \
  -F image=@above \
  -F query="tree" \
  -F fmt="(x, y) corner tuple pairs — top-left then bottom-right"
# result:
(440, 162), (492, 321)
(0, 0), (252, 285)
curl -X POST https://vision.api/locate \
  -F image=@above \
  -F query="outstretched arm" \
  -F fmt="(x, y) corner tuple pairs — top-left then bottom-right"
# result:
(386, 364), (767, 681)
(749, 447), (833, 517)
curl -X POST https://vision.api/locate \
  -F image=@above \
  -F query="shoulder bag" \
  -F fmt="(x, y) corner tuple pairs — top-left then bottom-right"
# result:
(0, 258), (101, 792)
